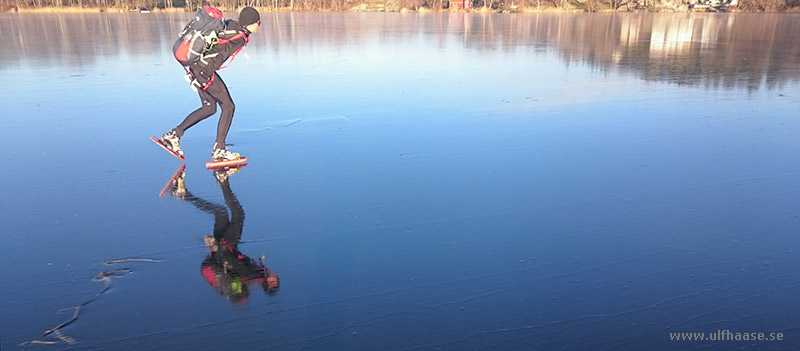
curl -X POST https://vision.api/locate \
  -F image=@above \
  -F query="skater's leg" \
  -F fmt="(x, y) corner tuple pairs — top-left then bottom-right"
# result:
(203, 75), (235, 148)
(173, 90), (218, 138)
(182, 190), (230, 237)
(220, 181), (244, 247)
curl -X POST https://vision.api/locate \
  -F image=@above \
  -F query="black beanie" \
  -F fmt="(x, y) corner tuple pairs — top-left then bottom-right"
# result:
(239, 7), (260, 26)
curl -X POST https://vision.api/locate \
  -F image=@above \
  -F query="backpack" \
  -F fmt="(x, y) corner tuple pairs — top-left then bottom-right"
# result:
(172, 6), (226, 66)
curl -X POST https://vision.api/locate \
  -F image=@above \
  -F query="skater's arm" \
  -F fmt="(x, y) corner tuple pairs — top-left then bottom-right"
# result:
(191, 35), (248, 86)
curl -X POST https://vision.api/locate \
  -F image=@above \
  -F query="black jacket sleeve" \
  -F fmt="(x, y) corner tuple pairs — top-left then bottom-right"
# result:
(190, 27), (249, 86)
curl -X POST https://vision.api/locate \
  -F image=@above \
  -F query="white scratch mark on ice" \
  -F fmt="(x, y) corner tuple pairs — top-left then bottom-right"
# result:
(240, 127), (274, 132)
(609, 193), (636, 203)
(282, 118), (303, 127)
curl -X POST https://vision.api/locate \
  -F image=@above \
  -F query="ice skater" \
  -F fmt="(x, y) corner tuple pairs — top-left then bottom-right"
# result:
(159, 7), (261, 162)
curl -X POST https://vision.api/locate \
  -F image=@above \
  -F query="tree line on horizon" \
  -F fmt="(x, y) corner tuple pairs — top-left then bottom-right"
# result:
(4, 0), (798, 91)
(2, 0), (797, 13)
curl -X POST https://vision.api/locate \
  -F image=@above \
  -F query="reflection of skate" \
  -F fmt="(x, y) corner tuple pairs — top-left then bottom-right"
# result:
(170, 171), (187, 198)
(159, 164), (187, 197)
(213, 166), (243, 184)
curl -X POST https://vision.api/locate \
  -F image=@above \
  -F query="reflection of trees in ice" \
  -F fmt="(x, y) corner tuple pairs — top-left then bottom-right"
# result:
(254, 12), (800, 91)
(2, 13), (797, 90)
(451, 13), (800, 90)
(1, 12), (188, 69)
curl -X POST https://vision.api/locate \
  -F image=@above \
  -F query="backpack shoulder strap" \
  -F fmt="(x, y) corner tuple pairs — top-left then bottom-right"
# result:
(217, 30), (247, 45)
(218, 32), (250, 70)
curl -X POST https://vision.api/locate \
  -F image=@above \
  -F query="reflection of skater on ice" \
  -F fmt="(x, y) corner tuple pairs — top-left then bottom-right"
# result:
(169, 167), (279, 304)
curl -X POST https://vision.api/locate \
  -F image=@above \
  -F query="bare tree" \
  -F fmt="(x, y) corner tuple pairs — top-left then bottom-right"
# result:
(738, 0), (787, 10)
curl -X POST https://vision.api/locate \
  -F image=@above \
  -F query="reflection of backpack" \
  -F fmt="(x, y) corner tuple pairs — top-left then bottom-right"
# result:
(172, 6), (226, 66)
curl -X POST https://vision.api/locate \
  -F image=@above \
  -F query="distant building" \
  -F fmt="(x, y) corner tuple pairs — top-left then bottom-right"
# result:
(450, 0), (473, 9)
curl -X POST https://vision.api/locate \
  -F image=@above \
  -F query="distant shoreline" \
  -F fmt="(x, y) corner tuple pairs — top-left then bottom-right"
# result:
(5, 3), (799, 13)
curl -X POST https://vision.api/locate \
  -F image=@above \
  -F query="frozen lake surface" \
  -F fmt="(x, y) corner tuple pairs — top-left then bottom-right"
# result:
(2, 11), (799, 350)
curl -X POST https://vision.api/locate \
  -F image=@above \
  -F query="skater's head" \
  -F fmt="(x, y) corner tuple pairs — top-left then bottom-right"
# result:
(239, 7), (260, 34)
(264, 273), (280, 295)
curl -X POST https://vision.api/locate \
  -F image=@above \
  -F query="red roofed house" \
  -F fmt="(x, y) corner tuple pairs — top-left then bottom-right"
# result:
(450, 0), (473, 9)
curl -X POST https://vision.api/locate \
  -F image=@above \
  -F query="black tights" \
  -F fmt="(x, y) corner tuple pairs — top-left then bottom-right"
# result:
(181, 181), (244, 246)
(174, 74), (235, 149)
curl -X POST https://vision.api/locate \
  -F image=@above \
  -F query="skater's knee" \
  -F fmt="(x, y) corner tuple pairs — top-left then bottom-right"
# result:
(220, 100), (235, 112)
(202, 101), (218, 115)
(219, 104), (235, 117)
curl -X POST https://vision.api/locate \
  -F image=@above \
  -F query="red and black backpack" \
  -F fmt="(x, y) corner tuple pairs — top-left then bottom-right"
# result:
(172, 6), (226, 66)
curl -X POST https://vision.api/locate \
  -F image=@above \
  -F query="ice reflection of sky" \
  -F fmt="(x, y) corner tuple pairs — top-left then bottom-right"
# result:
(3, 12), (800, 351)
